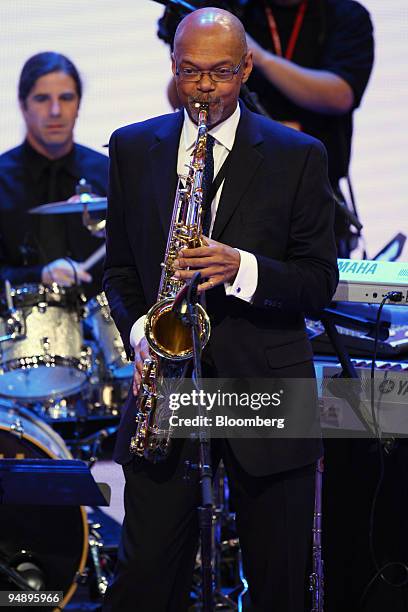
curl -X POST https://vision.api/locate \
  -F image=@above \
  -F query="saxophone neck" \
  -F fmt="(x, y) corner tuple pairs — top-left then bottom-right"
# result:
(190, 104), (209, 172)
(196, 103), (209, 129)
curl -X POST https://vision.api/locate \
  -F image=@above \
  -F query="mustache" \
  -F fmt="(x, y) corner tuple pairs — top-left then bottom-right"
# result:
(189, 95), (221, 106)
(187, 96), (224, 127)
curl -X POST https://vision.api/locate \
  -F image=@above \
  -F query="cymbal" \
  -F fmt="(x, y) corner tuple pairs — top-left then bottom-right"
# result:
(29, 194), (107, 215)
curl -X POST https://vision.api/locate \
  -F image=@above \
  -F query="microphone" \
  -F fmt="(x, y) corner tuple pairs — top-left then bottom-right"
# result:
(172, 284), (190, 320)
(172, 272), (202, 323)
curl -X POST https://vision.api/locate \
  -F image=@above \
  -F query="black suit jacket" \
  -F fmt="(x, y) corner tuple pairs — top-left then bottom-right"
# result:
(104, 104), (338, 475)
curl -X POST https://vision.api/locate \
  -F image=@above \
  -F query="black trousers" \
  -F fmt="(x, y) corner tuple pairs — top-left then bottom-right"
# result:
(102, 440), (316, 612)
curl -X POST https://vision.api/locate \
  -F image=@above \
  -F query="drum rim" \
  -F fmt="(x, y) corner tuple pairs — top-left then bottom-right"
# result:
(0, 404), (89, 610)
(60, 507), (88, 611)
(0, 355), (90, 401)
(1, 282), (86, 311)
(0, 403), (73, 456)
(0, 353), (90, 372)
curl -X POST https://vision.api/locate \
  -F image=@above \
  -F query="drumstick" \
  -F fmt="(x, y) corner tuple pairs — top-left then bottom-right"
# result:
(82, 243), (106, 271)
(4, 280), (13, 310)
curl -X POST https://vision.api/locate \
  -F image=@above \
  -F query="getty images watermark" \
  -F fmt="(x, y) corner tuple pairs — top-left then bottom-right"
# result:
(168, 389), (286, 430)
(152, 373), (408, 439)
(156, 378), (320, 438)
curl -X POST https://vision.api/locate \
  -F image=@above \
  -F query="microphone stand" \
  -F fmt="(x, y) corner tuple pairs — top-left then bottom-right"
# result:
(179, 271), (214, 611)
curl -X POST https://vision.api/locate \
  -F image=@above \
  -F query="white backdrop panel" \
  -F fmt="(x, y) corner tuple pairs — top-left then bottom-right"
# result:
(0, 0), (406, 260)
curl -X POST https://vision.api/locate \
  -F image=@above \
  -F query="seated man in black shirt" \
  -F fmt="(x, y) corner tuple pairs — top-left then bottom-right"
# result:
(0, 52), (108, 297)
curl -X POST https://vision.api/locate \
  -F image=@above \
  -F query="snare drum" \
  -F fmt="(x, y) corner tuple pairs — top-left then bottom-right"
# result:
(0, 284), (91, 401)
(0, 401), (88, 610)
(87, 292), (133, 379)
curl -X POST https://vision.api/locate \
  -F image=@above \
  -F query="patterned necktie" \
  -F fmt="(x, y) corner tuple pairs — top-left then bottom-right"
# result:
(201, 134), (215, 236)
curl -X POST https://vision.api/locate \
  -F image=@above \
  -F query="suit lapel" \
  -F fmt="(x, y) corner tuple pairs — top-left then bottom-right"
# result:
(149, 107), (264, 241)
(149, 111), (184, 236)
(212, 106), (264, 241)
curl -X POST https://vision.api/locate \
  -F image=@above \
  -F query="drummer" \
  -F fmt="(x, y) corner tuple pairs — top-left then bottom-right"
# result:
(0, 52), (108, 298)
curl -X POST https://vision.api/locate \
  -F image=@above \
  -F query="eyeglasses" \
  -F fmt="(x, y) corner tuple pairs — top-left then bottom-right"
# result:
(175, 56), (245, 83)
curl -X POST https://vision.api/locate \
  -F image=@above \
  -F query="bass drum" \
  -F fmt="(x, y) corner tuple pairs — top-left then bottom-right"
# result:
(0, 402), (88, 610)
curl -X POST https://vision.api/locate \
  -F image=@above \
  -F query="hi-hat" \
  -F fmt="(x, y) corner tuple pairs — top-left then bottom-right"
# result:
(29, 194), (107, 215)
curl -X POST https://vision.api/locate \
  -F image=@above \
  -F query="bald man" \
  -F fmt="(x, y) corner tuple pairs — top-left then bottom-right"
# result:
(103, 7), (338, 611)
(165, 0), (374, 257)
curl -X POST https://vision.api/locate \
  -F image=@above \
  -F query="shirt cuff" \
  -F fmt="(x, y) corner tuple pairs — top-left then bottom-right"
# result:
(224, 249), (258, 303)
(130, 314), (146, 348)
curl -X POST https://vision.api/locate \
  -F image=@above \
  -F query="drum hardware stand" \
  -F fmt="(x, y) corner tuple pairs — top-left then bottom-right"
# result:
(190, 467), (247, 611)
(213, 466), (246, 611)
(0, 280), (25, 343)
(76, 178), (106, 239)
(36, 397), (79, 421)
(88, 522), (110, 596)
(178, 273), (248, 610)
(68, 426), (118, 465)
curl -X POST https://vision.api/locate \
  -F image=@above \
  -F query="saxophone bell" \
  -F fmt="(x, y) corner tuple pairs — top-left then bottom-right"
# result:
(144, 297), (210, 361)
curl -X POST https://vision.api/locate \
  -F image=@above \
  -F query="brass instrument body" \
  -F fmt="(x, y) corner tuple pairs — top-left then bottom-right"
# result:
(130, 104), (211, 462)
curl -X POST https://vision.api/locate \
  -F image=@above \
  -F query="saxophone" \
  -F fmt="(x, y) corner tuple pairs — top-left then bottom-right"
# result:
(129, 103), (211, 462)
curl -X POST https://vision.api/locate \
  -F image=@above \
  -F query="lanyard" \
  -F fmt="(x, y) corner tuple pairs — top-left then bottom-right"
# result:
(263, 0), (308, 60)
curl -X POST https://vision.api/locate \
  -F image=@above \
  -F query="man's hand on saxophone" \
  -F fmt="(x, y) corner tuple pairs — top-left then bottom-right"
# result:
(173, 236), (241, 291)
(131, 336), (150, 396)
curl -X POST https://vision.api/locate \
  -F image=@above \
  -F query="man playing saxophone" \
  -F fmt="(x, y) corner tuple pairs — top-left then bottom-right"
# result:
(103, 7), (338, 611)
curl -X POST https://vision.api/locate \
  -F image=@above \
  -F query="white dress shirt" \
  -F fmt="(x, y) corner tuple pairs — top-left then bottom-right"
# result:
(130, 104), (258, 349)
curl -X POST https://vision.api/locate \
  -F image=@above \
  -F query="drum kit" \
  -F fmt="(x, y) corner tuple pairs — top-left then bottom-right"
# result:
(0, 281), (129, 426)
(0, 191), (128, 608)
(0, 191), (127, 427)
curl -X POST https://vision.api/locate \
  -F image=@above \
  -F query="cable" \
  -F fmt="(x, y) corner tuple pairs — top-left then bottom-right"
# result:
(360, 560), (408, 607)
(369, 290), (403, 441)
(63, 256), (79, 287)
(369, 295), (388, 440)
(360, 290), (408, 609)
